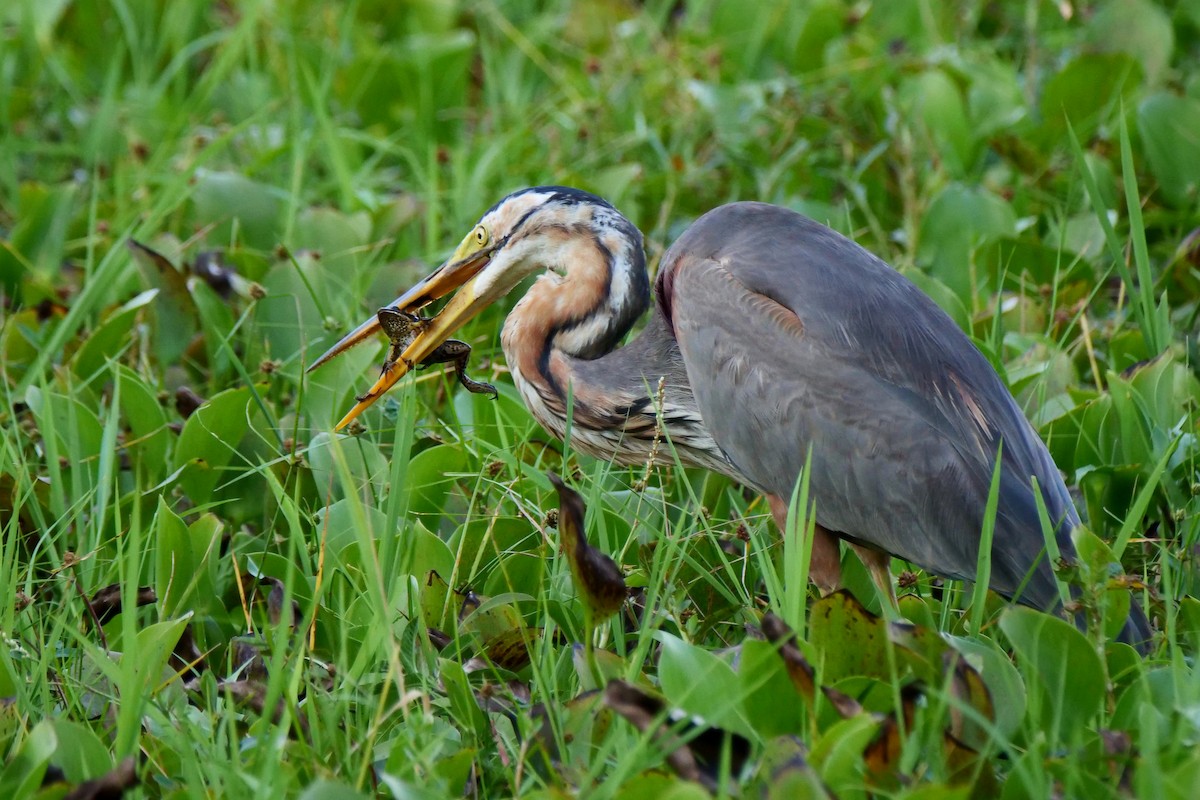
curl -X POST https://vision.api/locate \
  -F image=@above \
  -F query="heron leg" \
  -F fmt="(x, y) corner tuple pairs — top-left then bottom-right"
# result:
(849, 543), (899, 618)
(766, 495), (841, 596)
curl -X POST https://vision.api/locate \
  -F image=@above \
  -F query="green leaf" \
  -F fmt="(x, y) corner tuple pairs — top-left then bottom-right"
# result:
(114, 364), (169, 478)
(1040, 53), (1142, 141)
(296, 779), (370, 800)
(1138, 92), (1200, 207)
(1086, 0), (1173, 85)
(943, 635), (1026, 739)
(438, 658), (488, 745)
(47, 719), (110, 783)
(71, 289), (157, 382)
(190, 170), (282, 251)
(403, 444), (470, 520)
(154, 498), (222, 618)
(917, 184), (1016, 303)
(999, 607), (1104, 738)
(810, 714), (880, 792)
(654, 631), (752, 737)
(739, 639), (805, 738)
(0, 720), (56, 800)
(808, 591), (889, 684)
(306, 432), (389, 505)
(172, 386), (255, 505)
(898, 70), (975, 176)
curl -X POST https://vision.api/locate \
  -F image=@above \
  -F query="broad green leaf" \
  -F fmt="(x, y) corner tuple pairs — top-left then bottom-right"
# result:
(438, 658), (488, 744)
(808, 591), (889, 684)
(739, 639), (805, 738)
(999, 607), (1104, 737)
(71, 289), (157, 381)
(296, 779), (370, 800)
(172, 386), (254, 505)
(1086, 0), (1173, 85)
(1039, 53), (1142, 141)
(898, 70), (975, 176)
(403, 444), (470, 520)
(48, 719), (110, 782)
(654, 631), (752, 737)
(190, 170), (282, 251)
(114, 364), (169, 477)
(305, 432), (389, 504)
(155, 498), (194, 618)
(810, 714), (880, 792)
(1072, 527), (1132, 639)
(0, 719), (56, 800)
(917, 185), (1016, 303)
(1138, 93), (1200, 207)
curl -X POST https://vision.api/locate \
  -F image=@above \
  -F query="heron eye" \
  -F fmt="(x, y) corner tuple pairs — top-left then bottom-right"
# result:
(473, 225), (489, 246)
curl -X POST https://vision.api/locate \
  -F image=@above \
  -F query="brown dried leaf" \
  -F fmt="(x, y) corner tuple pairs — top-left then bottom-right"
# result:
(760, 613), (862, 719)
(548, 472), (626, 622)
(604, 679), (751, 792)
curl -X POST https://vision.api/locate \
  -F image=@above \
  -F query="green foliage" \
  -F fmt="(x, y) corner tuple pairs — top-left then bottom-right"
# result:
(3, 0), (1200, 796)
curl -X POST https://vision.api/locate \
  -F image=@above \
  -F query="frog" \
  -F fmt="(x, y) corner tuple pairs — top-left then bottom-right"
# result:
(361, 307), (497, 402)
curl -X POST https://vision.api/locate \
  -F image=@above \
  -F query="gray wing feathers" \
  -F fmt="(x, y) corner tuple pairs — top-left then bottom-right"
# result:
(663, 202), (1076, 609)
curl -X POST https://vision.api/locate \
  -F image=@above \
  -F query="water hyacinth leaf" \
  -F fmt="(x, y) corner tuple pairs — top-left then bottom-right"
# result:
(0, 719), (56, 800)
(1071, 527), (1133, 639)
(306, 431), (389, 504)
(917, 185), (1016, 303)
(1138, 92), (1200, 207)
(808, 590), (889, 683)
(420, 570), (454, 633)
(257, 250), (335, 375)
(549, 472), (627, 623)
(457, 591), (518, 641)
(939, 638), (1024, 741)
(752, 736), (834, 800)
(114, 364), (169, 477)
(655, 631), (752, 738)
(439, 658), (489, 745)
(739, 639), (806, 738)
(47, 719), (111, 782)
(0, 182), (77, 297)
(572, 644), (626, 690)
(942, 652), (995, 751)
(28, 389), (105, 463)
(127, 239), (198, 366)
(1039, 53), (1142, 141)
(999, 607), (1104, 736)
(604, 679), (752, 793)
(810, 714), (880, 791)
(190, 170), (282, 251)
(897, 70), (975, 176)
(155, 498), (195, 618)
(482, 550), (545, 599)
(173, 385), (255, 505)
(403, 444), (471, 521)
(1085, 0), (1173, 86)
(295, 779), (370, 800)
(188, 276), (238, 382)
(70, 289), (157, 381)
(760, 613), (863, 721)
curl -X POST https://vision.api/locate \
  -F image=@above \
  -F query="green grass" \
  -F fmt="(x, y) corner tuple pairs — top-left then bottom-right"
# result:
(3, 0), (1200, 797)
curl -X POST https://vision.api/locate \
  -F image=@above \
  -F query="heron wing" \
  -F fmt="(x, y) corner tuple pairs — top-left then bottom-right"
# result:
(661, 202), (1075, 607)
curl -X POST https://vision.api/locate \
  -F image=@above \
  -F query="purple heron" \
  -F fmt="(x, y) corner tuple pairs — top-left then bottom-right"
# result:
(308, 187), (1151, 649)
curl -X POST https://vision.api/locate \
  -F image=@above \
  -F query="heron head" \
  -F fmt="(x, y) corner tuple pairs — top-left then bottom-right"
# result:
(321, 186), (644, 429)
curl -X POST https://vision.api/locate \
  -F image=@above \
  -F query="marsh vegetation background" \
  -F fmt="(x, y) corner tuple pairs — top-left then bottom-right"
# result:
(2, 1), (1199, 797)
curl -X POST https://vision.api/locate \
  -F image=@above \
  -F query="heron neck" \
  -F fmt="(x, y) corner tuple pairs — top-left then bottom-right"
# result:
(503, 299), (729, 472)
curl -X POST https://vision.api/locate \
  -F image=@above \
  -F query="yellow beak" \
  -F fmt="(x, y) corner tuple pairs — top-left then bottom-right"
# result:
(306, 246), (498, 430)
